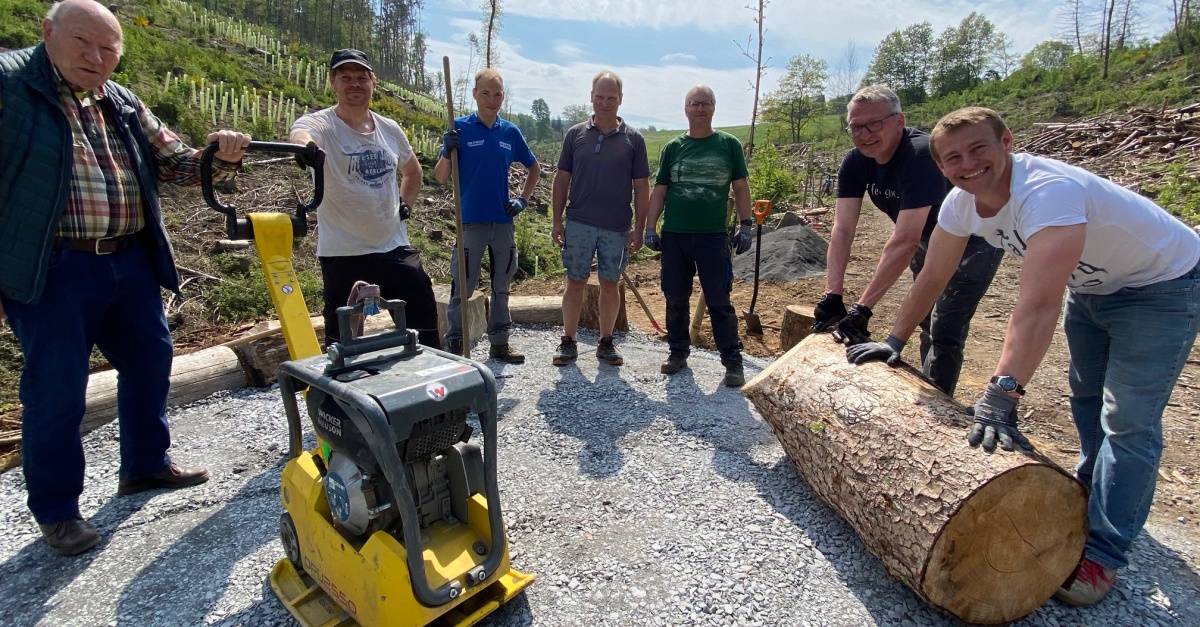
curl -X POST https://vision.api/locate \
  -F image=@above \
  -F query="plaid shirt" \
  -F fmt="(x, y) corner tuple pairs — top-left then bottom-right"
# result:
(53, 71), (235, 239)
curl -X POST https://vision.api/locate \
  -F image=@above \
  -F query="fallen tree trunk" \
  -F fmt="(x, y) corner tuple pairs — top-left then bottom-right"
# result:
(742, 335), (1088, 625)
(82, 345), (246, 434)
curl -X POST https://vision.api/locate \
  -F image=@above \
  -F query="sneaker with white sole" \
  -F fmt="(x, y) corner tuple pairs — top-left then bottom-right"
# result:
(1054, 557), (1116, 606)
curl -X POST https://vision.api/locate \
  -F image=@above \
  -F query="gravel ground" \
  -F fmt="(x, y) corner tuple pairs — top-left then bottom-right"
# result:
(1, 325), (1198, 627)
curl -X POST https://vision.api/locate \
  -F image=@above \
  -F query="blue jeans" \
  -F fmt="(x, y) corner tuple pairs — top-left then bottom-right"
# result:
(910, 235), (1004, 395)
(1064, 261), (1200, 569)
(661, 231), (742, 363)
(3, 244), (173, 524)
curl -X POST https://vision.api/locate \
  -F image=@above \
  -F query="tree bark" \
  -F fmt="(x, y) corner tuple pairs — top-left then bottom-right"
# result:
(742, 335), (1088, 624)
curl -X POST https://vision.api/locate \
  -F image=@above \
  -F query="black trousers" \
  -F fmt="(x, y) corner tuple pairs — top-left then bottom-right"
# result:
(319, 245), (441, 349)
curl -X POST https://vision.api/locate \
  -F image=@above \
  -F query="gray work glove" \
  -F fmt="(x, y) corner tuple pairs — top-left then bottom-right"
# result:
(734, 225), (753, 255)
(644, 229), (662, 252)
(812, 293), (848, 332)
(505, 196), (528, 218)
(846, 334), (905, 367)
(968, 383), (1033, 452)
(441, 129), (460, 154)
(835, 302), (872, 345)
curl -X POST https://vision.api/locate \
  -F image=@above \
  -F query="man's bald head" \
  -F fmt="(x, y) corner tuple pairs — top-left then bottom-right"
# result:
(43, 0), (123, 91)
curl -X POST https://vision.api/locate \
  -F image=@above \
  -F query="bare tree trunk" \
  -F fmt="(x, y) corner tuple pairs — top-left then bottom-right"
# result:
(741, 0), (768, 163)
(1102, 0), (1117, 78)
(485, 0), (501, 68)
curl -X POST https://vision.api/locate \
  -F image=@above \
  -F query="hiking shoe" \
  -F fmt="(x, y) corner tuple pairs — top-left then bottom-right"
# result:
(660, 352), (688, 374)
(118, 463), (210, 496)
(723, 360), (746, 387)
(596, 336), (623, 365)
(446, 338), (464, 355)
(553, 336), (578, 366)
(489, 343), (525, 364)
(1054, 558), (1116, 606)
(39, 517), (101, 556)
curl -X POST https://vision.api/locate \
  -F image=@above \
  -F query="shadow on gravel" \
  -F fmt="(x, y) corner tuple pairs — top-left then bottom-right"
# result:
(113, 461), (284, 626)
(535, 363), (659, 478)
(0, 497), (143, 627)
(477, 589), (535, 627)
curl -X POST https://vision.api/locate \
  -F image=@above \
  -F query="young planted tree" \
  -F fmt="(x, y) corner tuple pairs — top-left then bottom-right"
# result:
(735, 0), (770, 162)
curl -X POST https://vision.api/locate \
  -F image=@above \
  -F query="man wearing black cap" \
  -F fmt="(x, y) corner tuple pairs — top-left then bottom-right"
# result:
(289, 49), (440, 347)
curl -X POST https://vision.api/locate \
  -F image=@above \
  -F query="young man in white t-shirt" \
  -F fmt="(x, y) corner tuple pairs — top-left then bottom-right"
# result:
(289, 49), (439, 348)
(847, 107), (1200, 607)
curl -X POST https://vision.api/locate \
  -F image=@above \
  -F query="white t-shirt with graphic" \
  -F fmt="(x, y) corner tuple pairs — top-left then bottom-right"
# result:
(291, 108), (414, 257)
(938, 153), (1200, 294)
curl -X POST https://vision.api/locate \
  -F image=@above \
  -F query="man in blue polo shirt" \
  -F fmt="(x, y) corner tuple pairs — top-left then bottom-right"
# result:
(551, 71), (650, 367)
(435, 68), (540, 363)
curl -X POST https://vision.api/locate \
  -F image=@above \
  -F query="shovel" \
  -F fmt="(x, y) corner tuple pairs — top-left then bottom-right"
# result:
(743, 199), (772, 336)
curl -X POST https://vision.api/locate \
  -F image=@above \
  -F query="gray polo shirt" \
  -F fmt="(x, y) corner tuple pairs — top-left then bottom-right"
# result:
(556, 117), (651, 232)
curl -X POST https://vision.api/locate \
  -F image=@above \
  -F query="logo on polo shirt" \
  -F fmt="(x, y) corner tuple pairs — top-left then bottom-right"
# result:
(466, 140), (485, 148)
(499, 141), (511, 151)
(343, 141), (395, 189)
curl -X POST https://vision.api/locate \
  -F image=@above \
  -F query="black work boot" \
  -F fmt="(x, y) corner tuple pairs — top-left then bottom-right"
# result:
(596, 336), (623, 365)
(660, 351), (688, 374)
(553, 336), (578, 366)
(722, 356), (746, 387)
(489, 343), (525, 364)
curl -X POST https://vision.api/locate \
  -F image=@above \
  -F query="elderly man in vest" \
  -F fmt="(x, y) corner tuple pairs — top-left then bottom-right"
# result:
(0, 0), (250, 556)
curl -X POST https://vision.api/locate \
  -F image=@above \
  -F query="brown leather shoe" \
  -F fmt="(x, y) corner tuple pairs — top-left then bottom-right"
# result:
(488, 343), (525, 364)
(39, 517), (101, 556)
(117, 463), (210, 495)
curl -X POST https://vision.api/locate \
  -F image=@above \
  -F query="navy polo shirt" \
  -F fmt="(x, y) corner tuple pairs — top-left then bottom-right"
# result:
(450, 113), (537, 223)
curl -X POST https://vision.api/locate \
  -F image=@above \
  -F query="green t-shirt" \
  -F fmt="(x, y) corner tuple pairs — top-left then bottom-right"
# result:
(654, 131), (748, 234)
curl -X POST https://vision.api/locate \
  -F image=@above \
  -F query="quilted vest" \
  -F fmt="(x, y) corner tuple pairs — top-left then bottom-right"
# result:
(0, 44), (179, 304)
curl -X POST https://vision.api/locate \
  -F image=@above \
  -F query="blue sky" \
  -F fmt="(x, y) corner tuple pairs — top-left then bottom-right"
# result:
(422, 0), (1175, 130)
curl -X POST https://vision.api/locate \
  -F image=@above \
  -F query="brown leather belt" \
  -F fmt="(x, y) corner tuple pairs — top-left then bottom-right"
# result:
(54, 233), (141, 254)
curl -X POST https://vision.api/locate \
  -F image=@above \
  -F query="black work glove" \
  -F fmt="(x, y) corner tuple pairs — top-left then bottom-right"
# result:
(398, 202), (412, 220)
(644, 229), (662, 252)
(505, 197), (528, 218)
(834, 303), (873, 345)
(441, 129), (460, 154)
(811, 293), (848, 332)
(846, 334), (905, 366)
(294, 141), (323, 170)
(734, 225), (753, 255)
(968, 383), (1033, 452)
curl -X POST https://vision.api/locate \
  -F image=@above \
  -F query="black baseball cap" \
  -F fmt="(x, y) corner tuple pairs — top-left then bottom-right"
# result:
(330, 49), (373, 72)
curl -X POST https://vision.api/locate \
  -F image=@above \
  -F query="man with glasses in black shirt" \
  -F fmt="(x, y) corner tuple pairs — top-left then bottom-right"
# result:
(813, 85), (1003, 396)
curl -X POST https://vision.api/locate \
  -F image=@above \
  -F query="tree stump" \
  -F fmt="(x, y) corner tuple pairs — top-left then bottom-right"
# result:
(742, 335), (1088, 625)
(508, 278), (628, 332)
(779, 304), (815, 351)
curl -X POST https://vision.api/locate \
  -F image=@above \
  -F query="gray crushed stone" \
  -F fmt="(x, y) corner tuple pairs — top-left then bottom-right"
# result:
(732, 224), (827, 283)
(1, 325), (1197, 626)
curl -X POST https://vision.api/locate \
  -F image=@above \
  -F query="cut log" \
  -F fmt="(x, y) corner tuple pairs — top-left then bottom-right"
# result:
(433, 286), (487, 348)
(742, 335), (1088, 625)
(509, 295), (563, 324)
(779, 304), (815, 351)
(508, 278), (628, 332)
(82, 345), (246, 434)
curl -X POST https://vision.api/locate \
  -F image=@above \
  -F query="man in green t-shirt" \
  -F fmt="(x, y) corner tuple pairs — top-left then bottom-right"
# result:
(644, 84), (753, 386)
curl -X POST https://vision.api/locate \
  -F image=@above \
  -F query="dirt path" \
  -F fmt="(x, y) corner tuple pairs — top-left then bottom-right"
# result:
(518, 206), (1200, 542)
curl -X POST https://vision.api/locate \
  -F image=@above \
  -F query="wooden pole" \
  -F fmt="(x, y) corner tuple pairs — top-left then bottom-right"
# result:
(443, 56), (471, 357)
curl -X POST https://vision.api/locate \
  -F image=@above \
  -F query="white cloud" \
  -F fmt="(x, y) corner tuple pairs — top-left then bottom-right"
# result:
(553, 41), (586, 59)
(427, 32), (756, 130)
(660, 52), (697, 64)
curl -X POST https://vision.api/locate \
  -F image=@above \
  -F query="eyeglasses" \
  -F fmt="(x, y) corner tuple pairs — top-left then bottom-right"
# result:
(845, 112), (898, 137)
(686, 100), (714, 109)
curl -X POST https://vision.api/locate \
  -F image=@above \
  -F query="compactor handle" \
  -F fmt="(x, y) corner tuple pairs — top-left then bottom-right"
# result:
(199, 141), (325, 239)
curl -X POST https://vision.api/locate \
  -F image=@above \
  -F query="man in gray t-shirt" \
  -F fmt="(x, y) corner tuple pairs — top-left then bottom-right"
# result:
(551, 71), (651, 367)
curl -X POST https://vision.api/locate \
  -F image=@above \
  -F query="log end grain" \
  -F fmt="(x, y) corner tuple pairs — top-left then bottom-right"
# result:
(922, 464), (1088, 625)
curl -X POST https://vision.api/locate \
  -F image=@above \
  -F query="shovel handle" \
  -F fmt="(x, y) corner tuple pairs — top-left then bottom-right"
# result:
(753, 199), (772, 225)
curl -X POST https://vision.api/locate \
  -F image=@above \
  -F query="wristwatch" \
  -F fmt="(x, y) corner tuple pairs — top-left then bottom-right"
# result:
(990, 375), (1025, 396)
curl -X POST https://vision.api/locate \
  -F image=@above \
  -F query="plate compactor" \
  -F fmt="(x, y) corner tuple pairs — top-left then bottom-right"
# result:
(201, 142), (534, 627)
